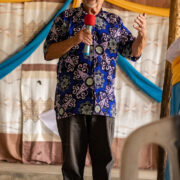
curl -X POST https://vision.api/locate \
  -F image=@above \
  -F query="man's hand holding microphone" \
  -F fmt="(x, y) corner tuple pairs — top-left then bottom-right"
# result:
(74, 14), (95, 56)
(74, 29), (93, 46)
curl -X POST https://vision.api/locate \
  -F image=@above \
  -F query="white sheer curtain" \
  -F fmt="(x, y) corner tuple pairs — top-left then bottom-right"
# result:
(0, 3), (24, 162)
(0, 1), (169, 168)
(112, 9), (169, 138)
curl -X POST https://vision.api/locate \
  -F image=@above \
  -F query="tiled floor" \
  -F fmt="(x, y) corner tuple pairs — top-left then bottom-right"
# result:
(0, 162), (157, 180)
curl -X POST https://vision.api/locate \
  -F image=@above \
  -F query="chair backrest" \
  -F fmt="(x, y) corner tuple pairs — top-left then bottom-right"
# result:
(120, 115), (180, 180)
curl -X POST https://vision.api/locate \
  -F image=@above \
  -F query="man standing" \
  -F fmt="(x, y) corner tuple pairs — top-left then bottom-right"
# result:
(44, 0), (146, 179)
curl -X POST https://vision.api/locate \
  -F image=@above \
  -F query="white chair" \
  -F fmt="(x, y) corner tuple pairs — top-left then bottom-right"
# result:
(120, 115), (180, 180)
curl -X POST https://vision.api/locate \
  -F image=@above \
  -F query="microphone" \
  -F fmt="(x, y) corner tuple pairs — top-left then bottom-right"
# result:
(83, 14), (95, 56)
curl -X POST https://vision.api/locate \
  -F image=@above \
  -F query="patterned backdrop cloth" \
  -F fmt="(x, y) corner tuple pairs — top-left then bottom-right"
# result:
(0, 3), (23, 162)
(0, 1), (169, 168)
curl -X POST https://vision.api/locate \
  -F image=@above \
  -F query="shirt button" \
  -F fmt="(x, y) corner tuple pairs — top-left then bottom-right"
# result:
(59, 107), (64, 116)
(95, 105), (101, 113)
(85, 77), (94, 87)
(95, 45), (104, 55)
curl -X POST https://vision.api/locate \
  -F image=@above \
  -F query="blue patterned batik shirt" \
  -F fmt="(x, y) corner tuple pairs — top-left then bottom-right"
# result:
(44, 4), (138, 120)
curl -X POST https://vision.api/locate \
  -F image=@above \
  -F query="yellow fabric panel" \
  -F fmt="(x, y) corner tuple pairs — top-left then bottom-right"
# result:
(72, 0), (169, 17)
(105, 0), (169, 17)
(172, 56), (180, 86)
(0, 0), (31, 2)
(72, 0), (79, 8)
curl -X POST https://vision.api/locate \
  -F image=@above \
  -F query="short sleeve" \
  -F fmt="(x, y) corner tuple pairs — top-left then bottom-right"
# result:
(43, 12), (69, 59)
(118, 20), (138, 61)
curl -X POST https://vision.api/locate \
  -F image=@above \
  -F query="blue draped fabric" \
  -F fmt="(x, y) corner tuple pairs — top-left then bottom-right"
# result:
(0, 0), (73, 79)
(165, 82), (180, 180)
(0, 0), (162, 103)
(170, 83), (180, 116)
(117, 54), (162, 102)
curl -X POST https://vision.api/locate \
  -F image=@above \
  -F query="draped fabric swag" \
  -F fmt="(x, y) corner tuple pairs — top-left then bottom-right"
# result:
(0, 0), (169, 17)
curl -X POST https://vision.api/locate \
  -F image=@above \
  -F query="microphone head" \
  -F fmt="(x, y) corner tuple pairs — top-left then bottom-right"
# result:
(84, 14), (96, 26)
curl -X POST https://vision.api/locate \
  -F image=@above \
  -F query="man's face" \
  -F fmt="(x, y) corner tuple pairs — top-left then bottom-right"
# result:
(83, 0), (104, 8)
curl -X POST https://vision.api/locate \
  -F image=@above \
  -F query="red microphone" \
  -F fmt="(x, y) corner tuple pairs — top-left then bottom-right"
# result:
(83, 14), (95, 56)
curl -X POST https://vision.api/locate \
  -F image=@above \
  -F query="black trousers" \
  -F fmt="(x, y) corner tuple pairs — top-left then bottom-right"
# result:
(56, 115), (115, 180)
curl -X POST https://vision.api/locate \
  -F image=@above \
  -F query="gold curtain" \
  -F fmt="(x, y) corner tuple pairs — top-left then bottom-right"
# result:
(1, 0), (169, 17)
(0, 0), (31, 2)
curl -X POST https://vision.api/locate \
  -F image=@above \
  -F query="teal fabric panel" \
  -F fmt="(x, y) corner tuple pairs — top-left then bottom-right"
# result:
(117, 54), (162, 102)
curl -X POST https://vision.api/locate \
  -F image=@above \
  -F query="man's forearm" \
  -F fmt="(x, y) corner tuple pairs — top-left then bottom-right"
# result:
(131, 33), (146, 57)
(45, 36), (79, 61)
(45, 29), (92, 60)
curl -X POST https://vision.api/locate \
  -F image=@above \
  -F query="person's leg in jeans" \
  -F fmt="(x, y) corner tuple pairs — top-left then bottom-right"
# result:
(56, 115), (88, 180)
(88, 115), (115, 180)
